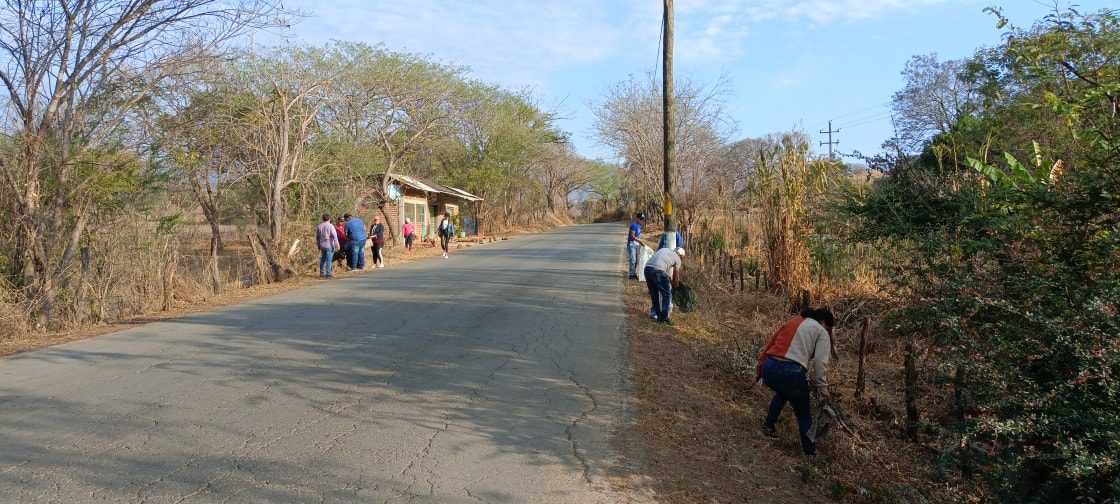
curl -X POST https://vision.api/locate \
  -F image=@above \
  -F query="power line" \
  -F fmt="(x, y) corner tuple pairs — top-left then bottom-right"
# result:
(813, 101), (890, 129)
(841, 115), (893, 129)
(831, 101), (890, 120)
(842, 112), (892, 127)
(838, 110), (892, 125)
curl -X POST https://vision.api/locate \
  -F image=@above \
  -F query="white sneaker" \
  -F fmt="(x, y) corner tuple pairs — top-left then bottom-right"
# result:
(377, 264), (384, 268)
(442, 253), (448, 258)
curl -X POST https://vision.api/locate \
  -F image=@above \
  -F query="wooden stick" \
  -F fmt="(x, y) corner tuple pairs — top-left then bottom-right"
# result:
(855, 318), (869, 399)
(904, 340), (920, 441)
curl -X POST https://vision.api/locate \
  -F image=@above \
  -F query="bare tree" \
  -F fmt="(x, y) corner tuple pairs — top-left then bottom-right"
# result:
(530, 142), (595, 213)
(158, 86), (251, 290)
(0, 0), (287, 328)
(591, 71), (734, 228)
(226, 46), (345, 280)
(891, 54), (980, 152)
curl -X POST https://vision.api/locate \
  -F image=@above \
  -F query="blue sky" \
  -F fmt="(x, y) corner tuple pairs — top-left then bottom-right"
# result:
(279, 0), (1114, 162)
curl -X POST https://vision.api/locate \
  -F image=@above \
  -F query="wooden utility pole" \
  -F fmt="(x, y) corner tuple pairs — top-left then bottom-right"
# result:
(662, 0), (677, 241)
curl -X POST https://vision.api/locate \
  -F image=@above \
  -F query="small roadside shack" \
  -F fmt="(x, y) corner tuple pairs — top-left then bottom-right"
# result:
(375, 173), (483, 245)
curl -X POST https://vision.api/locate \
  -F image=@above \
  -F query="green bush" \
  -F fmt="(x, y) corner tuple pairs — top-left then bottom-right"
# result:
(845, 8), (1120, 502)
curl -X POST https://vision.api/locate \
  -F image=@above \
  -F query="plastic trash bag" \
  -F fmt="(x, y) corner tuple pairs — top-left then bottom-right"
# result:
(672, 283), (697, 313)
(636, 246), (654, 281)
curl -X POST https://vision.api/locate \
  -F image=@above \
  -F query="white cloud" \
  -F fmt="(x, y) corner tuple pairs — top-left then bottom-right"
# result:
(291, 0), (632, 90)
(721, 0), (962, 25)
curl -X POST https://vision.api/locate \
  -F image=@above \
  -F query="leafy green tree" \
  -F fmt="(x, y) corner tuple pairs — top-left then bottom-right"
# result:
(847, 8), (1120, 501)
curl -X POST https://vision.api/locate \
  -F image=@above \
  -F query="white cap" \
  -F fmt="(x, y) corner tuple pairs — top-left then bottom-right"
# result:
(674, 247), (686, 257)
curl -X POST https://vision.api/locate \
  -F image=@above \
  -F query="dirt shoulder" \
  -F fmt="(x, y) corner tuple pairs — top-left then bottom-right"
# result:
(0, 232), (527, 357)
(623, 275), (832, 503)
(623, 240), (952, 503)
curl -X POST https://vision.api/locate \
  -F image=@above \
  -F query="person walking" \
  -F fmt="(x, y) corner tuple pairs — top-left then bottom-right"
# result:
(334, 216), (348, 267)
(627, 213), (647, 279)
(370, 215), (386, 268)
(343, 213), (367, 271)
(316, 214), (340, 278)
(644, 246), (684, 324)
(755, 308), (834, 458)
(437, 212), (453, 259)
(402, 217), (415, 253)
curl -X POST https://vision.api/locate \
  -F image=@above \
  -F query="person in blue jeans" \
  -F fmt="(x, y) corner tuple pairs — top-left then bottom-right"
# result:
(315, 213), (340, 278)
(343, 213), (367, 270)
(627, 213), (647, 279)
(643, 246), (684, 324)
(755, 309), (834, 457)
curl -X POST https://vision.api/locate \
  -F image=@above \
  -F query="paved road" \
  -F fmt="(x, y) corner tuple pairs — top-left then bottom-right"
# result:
(0, 224), (646, 503)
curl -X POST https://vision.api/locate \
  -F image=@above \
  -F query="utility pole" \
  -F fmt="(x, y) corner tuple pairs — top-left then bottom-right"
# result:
(819, 120), (839, 160)
(662, 0), (677, 247)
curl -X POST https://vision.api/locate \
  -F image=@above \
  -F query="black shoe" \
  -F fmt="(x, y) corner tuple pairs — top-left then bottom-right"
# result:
(657, 319), (672, 326)
(760, 425), (779, 440)
(628, 274), (638, 280)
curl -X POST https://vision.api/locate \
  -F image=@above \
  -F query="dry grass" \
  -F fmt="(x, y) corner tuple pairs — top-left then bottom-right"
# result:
(628, 232), (956, 503)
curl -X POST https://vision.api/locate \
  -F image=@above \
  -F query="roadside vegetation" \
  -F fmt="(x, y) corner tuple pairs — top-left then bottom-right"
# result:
(0, 1), (608, 341)
(1, 2), (1116, 502)
(595, 6), (1119, 503)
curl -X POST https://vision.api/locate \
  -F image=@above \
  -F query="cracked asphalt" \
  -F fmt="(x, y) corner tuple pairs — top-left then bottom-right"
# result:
(0, 224), (648, 503)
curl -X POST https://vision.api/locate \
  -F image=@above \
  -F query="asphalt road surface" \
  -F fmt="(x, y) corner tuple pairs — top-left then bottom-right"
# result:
(0, 224), (647, 503)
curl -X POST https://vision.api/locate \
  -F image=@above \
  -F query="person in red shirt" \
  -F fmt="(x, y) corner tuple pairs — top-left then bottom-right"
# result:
(756, 308), (834, 456)
(334, 217), (348, 266)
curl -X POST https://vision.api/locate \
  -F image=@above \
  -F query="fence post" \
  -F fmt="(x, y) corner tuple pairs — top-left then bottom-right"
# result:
(855, 318), (869, 399)
(738, 259), (744, 291)
(904, 340), (920, 441)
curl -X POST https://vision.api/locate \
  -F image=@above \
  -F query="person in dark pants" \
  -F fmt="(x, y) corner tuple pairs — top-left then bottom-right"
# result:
(369, 215), (386, 268)
(643, 246), (684, 324)
(402, 217), (415, 252)
(437, 212), (452, 259)
(755, 308), (834, 457)
(334, 217), (348, 266)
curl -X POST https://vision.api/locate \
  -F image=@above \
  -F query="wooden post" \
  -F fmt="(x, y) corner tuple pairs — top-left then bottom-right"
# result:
(661, 0), (676, 237)
(738, 259), (744, 291)
(162, 249), (178, 311)
(855, 318), (869, 399)
(954, 365), (974, 479)
(754, 267), (760, 290)
(904, 340), (920, 441)
(801, 289), (811, 311)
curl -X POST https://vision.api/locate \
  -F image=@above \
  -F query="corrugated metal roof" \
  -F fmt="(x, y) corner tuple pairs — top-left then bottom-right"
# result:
(385, 173), (483, 202)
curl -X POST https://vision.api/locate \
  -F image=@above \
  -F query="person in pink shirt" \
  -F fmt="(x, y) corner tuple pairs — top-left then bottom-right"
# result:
(402, 217), (415, 252)
(316, 214), (340, 278)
